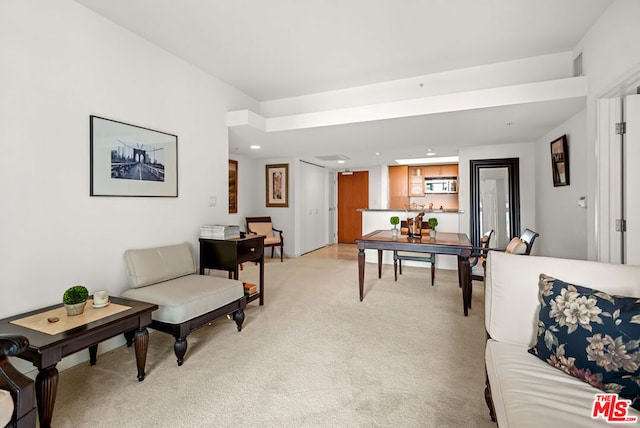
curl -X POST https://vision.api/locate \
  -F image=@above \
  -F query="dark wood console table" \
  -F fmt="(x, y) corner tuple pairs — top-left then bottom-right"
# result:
(0, 297), (157, 427)
(199, 235), (265, 305)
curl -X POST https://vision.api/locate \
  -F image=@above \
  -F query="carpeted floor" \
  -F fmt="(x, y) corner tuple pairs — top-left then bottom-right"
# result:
(51, 245), (495, 427)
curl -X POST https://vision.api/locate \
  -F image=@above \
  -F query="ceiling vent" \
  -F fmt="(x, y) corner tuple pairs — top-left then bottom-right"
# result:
(573, 52), (583, 77)
(316, 154), (350, 161)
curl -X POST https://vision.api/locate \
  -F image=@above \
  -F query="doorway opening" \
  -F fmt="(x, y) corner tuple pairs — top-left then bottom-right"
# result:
(337, 171), (369, 243)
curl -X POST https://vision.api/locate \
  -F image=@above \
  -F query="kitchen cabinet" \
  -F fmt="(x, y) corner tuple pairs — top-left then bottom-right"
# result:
(408, 166), (424, 196)
(424, 164), (458, 177)
(388, 163), (460, 205)
(388, 165), (408, 209)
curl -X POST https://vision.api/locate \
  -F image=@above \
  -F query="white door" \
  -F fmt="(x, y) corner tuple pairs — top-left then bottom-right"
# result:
(625, 94), (640, 265)
(598, 93), (640, 265)
(299, 161), (327, 254)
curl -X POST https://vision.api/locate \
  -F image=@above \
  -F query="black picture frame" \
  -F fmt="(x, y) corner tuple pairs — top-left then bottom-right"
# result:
(229, 159), (238, 213)
(550, 135), (569, 187)
(90, 116), (178, 197)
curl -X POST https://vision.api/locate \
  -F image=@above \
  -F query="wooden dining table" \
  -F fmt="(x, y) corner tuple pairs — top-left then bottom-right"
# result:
(356, 230), (474, 315)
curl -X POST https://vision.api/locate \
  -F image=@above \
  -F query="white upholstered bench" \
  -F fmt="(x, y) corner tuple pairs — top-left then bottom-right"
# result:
(121, 242), (246, 366)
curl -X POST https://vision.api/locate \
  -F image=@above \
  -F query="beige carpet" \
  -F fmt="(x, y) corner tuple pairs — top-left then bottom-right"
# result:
(51, 246), (495, 427)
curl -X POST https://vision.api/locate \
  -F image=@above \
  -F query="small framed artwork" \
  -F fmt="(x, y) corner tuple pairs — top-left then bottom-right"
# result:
(265, 163), (289, 207)
(550, 135), (570, 187)
(229, 159), (238, 213)
(90, 116), (178, 197)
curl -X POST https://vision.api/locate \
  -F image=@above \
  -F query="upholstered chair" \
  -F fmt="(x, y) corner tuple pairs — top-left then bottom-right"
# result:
(246, 216), (284, 262)
(0, 335), (36, 427)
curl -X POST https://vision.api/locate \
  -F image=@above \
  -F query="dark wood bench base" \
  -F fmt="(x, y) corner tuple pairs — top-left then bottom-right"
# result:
(125, 297), (246, 366)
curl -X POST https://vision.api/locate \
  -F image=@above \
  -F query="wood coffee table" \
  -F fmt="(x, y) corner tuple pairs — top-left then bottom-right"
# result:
(0, 296), (158, 428)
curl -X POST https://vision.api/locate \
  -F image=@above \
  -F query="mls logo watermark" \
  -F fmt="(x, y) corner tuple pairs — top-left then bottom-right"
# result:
(592, 393), (638, 423)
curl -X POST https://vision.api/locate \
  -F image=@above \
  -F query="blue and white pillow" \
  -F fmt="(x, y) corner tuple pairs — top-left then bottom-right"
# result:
(528, 274), (640, 410)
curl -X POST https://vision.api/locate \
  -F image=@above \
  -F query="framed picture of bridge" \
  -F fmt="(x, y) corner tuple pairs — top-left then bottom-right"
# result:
(90, 116), (178, 197)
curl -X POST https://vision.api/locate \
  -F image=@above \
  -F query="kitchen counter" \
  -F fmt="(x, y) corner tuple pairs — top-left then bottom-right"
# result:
(357, 209), (463, 213)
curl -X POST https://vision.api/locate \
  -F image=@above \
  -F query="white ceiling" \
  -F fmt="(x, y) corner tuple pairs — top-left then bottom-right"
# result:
(74, 0), (613, 168)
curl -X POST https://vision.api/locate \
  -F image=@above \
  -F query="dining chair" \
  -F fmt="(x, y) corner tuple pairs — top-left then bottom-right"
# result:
(393, 220), (436, 285)
(471, 228), (540, 282)
(470, 229), (494, 282)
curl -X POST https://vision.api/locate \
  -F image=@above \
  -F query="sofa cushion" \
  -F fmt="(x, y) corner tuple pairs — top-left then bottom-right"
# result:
(0, 390), (13, 428)
(121, 274), (243, 324)
(487, 339), (640, 427)
(124, 242), (197, 288)
(528, 274), (640, 409)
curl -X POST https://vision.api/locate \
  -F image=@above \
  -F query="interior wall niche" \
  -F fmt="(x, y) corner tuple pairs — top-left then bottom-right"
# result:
(470, 158), (521, 248)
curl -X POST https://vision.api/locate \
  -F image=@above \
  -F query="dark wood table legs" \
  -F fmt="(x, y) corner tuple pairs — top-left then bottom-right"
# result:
(34, 326), (150, 427)
(199, 236), (266, 305)
(458, 256), (472, 316)
(134, 327), (150, 381)
(358, 248), (365, 301)
(35, 366), (58, 428)
(0, 297), (158, 428)
(356, 231), (473, 315)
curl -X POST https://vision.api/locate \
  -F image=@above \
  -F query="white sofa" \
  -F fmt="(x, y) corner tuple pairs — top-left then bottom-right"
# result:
(484, 251), (640, 427)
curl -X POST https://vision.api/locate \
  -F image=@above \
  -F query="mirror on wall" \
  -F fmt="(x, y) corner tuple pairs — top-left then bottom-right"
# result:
(470, 158), (521, 248)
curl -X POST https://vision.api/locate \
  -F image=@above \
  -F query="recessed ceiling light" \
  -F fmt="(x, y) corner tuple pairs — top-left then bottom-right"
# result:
(250, 145), (260, 150)
(426, 152), (436, 156)
(337, 160), (345, 164)
(375, 152), (380, 156)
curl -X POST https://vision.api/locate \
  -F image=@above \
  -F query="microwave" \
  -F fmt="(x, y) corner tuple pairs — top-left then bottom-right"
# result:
(424, 177), (458, 194)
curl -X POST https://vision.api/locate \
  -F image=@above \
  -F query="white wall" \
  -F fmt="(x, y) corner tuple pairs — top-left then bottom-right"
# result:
(248, 157), (296, 256)
(0, 0), (257, 369)
(228, 154), (263, 230)
(535, 109), (588, 259)
(575, 0), (640, 260)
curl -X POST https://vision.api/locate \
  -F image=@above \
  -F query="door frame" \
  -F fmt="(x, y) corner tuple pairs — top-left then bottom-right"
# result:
(596, 69), (640, 263)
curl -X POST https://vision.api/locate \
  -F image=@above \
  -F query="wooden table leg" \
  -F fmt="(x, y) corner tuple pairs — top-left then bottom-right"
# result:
(134, 327), (149, 381)
(358, 247), (365, 301)
(458, 256), (471, 316)
(377, 249), (383, 278)
(35, 365), (58, 428)
(89, 344), (98, 365)
(259, 254), (265, 305)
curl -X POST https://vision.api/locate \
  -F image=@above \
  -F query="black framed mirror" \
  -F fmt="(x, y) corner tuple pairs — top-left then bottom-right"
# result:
(470, 158), (520, 248)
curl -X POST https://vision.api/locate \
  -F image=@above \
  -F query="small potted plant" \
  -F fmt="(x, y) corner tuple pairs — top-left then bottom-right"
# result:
(427, 217), (438, 238)
(63, 285), (89, 316)
(390, 216), (400, 238)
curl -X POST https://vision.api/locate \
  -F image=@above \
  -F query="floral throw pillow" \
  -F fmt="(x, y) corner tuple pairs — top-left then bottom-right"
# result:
(528, 274), (640, 410)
